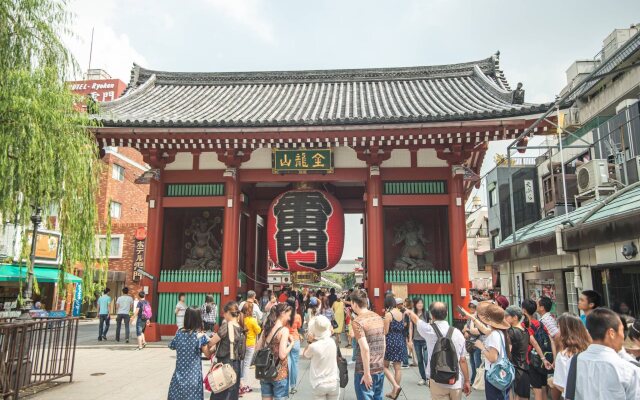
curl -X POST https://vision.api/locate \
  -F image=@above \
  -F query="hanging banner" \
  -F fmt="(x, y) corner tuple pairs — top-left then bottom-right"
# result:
(524, 180), (535, 203)
(72, 282), (82, 317)
(272, 149), (333, 174)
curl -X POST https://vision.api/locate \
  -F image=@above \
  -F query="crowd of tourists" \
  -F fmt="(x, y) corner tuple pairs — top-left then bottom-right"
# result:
(157, 285), (640, 400)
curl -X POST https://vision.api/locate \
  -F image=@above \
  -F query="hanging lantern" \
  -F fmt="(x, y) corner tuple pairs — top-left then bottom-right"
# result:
(267, 189), (344, 272)
(516, 136), (529, 154)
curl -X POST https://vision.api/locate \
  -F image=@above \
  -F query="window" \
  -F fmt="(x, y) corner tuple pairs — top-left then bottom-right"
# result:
(491, 234), (500, 249)
(110, 201), (122, 219)
(489, 188), (497, 207)
(96, 234), (124, 258)
(112, 164), (125, 181)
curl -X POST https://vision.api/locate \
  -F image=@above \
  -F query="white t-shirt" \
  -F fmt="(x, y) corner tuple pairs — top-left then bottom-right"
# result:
(416, 320), (466, 389)
(483, 330), (505, 370)
(175, 301), (187, 328)
(303, 337), (339, 388)
(553, 350), (572, 391)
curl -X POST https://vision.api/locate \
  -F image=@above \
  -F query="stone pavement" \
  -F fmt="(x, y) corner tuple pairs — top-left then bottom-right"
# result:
(25, 320), (486, 399)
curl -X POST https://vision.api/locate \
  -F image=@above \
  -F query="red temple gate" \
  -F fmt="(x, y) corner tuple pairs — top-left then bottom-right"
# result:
(93, 54), (552, 338)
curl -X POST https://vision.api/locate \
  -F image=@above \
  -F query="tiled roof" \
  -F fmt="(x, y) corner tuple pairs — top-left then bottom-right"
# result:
(97, 54), (551, 128)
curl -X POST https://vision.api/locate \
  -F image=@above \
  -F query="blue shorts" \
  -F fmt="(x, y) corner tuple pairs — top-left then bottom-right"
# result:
(260, 378), (288, 400)
(136, 318), (147, 337)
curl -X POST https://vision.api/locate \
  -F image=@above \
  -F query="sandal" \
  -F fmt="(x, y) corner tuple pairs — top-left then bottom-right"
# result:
(391, 388), (402, 400)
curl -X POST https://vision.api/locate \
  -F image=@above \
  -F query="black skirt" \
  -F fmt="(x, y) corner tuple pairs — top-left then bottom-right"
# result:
(513, 367), (530, 398)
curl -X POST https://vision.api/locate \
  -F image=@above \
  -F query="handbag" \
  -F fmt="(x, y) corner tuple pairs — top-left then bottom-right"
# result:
(203, 362), (237, 393)
(336, 344), (349, 388)
(472, 365), (485, 390)
(331, 319), (339, 330)
(485, 332), (515, 391)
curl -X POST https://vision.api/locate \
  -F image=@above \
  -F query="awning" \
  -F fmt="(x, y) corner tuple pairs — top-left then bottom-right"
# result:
(0, 264), (81, 284)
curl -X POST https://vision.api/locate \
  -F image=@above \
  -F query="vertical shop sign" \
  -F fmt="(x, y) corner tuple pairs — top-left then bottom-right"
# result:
(133, 227), (147, 281)
(72, 283), (82, 317)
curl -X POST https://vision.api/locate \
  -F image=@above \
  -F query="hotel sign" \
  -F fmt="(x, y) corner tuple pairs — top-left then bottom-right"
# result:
(272, 149), (333, 174)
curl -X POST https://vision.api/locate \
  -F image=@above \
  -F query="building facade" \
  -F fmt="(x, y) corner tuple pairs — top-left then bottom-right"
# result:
(481, 26), (640, 318)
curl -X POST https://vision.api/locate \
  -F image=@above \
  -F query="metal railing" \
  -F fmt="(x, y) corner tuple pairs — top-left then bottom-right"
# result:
(0, 317), (78, 399)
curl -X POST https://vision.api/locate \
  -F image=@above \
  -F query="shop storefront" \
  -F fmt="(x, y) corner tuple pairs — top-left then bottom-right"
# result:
(0, 264), (82, 316)
(592, 263), (640, 322)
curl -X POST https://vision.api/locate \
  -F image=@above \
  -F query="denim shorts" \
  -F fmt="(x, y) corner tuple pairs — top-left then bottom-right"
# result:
(136, 318), (147, 337)
(260, 378), (289, 400)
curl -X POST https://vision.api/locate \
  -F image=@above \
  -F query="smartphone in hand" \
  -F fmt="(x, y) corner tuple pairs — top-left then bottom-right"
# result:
(457, 305), (469, 317)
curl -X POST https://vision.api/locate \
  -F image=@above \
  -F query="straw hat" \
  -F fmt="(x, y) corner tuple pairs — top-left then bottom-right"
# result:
(309, 315), (332, 340)
(477, 301), (510, 330)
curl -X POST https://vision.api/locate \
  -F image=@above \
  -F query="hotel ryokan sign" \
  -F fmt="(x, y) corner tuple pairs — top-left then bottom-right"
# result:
(272, 148), (333, 174)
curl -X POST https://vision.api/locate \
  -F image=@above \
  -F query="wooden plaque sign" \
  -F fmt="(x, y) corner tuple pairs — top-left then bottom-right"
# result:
(272, 149), (333, 174)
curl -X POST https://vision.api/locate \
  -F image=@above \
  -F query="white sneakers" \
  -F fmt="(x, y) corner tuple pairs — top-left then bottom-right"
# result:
(417, 379), (426, 386)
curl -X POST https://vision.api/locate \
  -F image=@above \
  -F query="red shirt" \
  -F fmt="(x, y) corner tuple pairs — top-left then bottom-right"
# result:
(278, 293), (288, 303)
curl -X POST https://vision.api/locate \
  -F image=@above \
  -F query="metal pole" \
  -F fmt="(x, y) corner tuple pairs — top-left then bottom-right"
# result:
(20, 207), (42, 318)
(508, 154), (518, 244)
(557, 106), (569, 215)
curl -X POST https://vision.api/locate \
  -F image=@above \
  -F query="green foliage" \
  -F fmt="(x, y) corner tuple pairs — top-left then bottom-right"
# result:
(0, 0), (105, 301)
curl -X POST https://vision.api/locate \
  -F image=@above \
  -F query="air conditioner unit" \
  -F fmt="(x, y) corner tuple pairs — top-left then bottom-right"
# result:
(625, 156), (640, 185)
(577, 159), (609, 193)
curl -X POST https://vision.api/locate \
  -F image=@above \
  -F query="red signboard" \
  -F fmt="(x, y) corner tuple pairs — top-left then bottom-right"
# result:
(67, 79), (127, 102)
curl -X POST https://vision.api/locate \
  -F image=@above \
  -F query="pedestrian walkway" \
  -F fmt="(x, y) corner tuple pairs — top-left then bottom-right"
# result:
(27, 340), (485, 399)
(25, 320), (486, 399)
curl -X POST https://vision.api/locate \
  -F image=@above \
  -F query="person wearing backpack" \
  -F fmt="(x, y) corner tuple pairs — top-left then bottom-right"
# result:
(255, 303), (294, 400)
(132, 291), (150, 350)
(522, 299), (555, 400)
(208, 301), (246, 400)
(406, 302), (471, 399)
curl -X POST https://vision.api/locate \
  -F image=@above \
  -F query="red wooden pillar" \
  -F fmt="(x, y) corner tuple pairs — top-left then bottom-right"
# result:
(221, 167), (241, 305)
(245, 209), (257, 292)
(365, 166), (385, 314)
(449, 171), (470, 320)
(139, 149), (174, 342)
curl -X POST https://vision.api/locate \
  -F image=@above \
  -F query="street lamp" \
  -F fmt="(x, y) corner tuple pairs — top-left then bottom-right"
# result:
(19, 207), (42, 319)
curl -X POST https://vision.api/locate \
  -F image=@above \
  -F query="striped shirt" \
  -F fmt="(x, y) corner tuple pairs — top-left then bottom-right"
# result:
(539, 312), (559, 338)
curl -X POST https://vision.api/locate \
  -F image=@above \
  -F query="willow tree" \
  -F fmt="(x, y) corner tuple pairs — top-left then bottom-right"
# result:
(0, 0), (105, 304)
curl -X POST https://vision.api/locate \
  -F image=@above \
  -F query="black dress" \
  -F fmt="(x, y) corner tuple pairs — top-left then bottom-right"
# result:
(507, 327), (530, 398)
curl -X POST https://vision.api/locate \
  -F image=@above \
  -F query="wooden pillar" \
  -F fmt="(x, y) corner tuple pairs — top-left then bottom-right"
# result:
(365, 165), (385, 314)
(221, 167), (241, 305)
(245, 209), (257, 292)
(449, 171), (470, 320)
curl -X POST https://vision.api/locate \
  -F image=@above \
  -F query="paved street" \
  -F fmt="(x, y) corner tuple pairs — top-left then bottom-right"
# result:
(25, 320), (485, 399)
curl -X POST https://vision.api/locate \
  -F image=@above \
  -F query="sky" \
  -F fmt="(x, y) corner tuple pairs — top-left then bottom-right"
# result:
(65, 0), (640, 261)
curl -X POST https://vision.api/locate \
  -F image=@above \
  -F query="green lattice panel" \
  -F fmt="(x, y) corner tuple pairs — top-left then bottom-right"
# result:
(166, 183), (225, 197)
(157, 292), (221, 325)
(383, 181), (447, 195)
(385, 270), (451, 284)
(159, 270), (221, 283)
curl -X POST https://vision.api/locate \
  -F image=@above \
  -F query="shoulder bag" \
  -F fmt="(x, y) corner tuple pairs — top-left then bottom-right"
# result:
(485, 332), (515, 391)
(204, 362), (237, 393)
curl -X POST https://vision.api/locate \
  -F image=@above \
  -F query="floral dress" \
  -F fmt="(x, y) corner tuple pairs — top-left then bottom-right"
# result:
(384, 314), (406, 362)
(168, 330), (208, 400)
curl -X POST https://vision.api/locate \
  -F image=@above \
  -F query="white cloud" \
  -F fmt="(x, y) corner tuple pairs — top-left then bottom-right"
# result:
(65, 1), (147, 82)
(204, 0), (275, 44)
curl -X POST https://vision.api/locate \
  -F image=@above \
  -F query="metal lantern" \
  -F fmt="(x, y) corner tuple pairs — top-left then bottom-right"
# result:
(267, 189), (344, 272)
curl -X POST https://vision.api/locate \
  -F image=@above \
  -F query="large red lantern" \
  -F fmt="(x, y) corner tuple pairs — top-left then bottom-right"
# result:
(267, 189), (344, 272)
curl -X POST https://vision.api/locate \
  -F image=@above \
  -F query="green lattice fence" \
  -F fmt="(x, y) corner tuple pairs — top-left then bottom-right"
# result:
(384, 270), (451, 284)
(159, 270), (221, 282)
(409, 294), (453, 324)
(157, 292), (221, 325)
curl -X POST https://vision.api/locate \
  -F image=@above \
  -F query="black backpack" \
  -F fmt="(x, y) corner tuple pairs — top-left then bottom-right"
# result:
(429, 324), (459, 385)
(336, 344), (349, 388)
(530, 322), (553, 373)
(254, 327), (284, 381)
